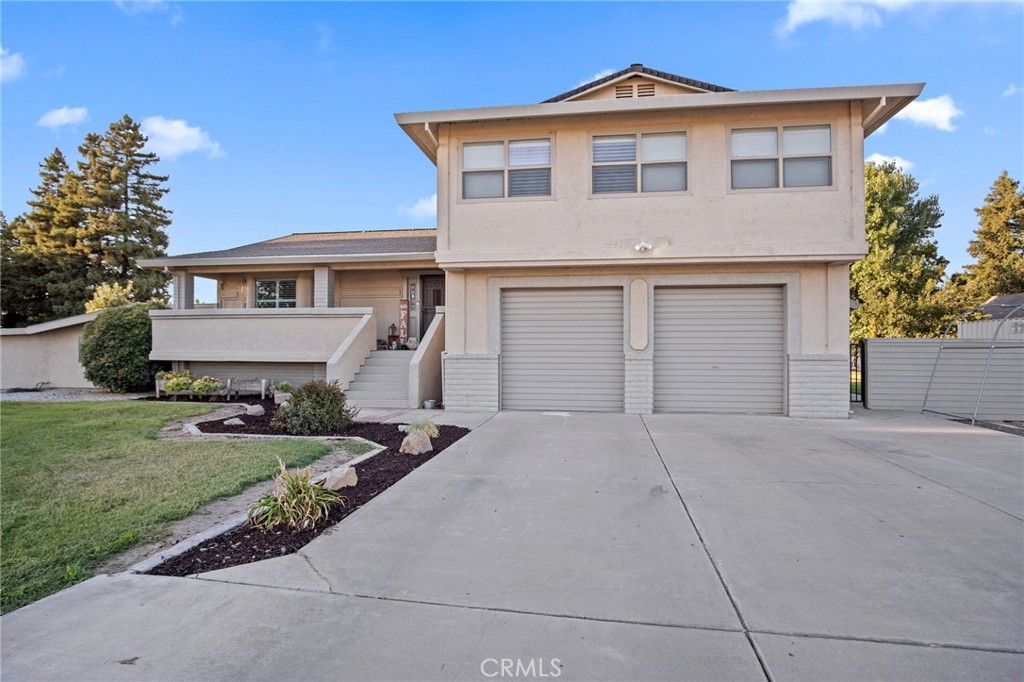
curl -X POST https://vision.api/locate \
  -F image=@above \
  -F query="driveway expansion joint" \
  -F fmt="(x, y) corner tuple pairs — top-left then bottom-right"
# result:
(750, 628), (1024, 656)
(640, 415), (775, 682)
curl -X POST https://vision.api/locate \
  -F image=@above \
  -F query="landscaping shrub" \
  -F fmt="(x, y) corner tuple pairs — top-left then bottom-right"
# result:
(190, 375), (225, 395)
(403, 417), (439, 438)
(80, 303), (164, 392)
(162, 371), (193, 392)
(272, 379), (358, 436)
(273, 381), (294, 394)
(247, 458), (343, 530)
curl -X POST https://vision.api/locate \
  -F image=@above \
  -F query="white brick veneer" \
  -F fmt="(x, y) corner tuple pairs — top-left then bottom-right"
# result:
(443, 353), (499, 411)
(788, 354), (849, 418)
(625, 357), (653, 414)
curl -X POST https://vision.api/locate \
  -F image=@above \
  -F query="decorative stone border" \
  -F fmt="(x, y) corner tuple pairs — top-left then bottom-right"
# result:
(126, 435), (387, 575)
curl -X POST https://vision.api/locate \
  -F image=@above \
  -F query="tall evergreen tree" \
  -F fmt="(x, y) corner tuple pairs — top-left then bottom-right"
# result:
(1, 116), (172, 326)
(851, 161), (954, 340)
(963, 171), (1024, 300)
(76, 116), (171, 300)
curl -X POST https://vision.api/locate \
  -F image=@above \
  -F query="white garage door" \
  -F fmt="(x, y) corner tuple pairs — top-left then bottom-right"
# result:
(654, 286), (784, 414)
(501, 288), (624, 412)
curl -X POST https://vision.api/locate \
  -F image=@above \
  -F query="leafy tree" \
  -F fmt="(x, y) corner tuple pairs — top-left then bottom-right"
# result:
(851, 162), (954, 340)
(1, 213), (52, 327)
(85, 281), (135, 312)
(962, 171), (1024, 300)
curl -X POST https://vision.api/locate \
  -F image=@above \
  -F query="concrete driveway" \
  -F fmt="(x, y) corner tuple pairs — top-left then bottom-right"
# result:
(2, 409), (1022, 681)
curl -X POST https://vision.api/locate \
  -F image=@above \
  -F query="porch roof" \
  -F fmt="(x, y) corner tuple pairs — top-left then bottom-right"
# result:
(140, 229), (437, 268)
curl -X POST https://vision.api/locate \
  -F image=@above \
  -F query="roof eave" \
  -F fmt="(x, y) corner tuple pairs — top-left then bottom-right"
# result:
(139, 251), (438, 269)
(396, 82), (925, 160)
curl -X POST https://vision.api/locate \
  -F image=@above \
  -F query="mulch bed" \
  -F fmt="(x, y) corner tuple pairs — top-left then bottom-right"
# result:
(146, 406), (469, 577)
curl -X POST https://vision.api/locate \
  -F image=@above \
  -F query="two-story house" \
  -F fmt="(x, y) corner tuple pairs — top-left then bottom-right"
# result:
(140, 64), (922, 418)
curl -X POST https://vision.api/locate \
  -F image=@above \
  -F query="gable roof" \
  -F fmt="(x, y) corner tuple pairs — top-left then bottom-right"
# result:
(139, 229), (437, 268)
(543, 63), (734, 103)
(980, 293), (1024, 319)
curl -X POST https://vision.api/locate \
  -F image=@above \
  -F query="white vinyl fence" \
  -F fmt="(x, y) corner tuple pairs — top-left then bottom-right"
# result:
(863, 338), (1024, 421)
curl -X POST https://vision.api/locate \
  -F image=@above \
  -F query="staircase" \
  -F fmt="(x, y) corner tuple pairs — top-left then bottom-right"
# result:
(345, 350), (413, 408)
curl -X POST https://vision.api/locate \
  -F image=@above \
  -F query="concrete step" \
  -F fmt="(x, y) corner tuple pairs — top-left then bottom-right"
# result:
(356, 364), (411, 376)
(369, 350), (415, 362)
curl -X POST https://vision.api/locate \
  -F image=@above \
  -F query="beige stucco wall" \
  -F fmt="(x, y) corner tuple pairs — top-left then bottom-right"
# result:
(0, 323), (95, 389)
(334, 270), (406, 340)
(437, 100), (865, 267)
(149, 309), (367, 363)
(444, 263), (849, 358)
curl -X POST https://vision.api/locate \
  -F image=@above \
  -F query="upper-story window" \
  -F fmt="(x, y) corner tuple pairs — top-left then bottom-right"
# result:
(592, 132), (687, 194)
(462, 139), (551, 199)
(255, 279), (297, 308)
(730, 125), (832, 190)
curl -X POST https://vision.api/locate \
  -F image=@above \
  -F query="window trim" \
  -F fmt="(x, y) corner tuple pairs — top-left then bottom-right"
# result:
(458, 136), (554, 203)
(255, 278), (298, 309)
(728, 123), (835, 192)
(588, 128), (690, 198)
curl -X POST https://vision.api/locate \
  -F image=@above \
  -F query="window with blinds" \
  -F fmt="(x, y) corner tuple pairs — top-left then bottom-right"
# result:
(730, 125), (832, 190)
(255, 279), (297, 308)
(592, 132), (687, 194)
(462, 139), (551, 200)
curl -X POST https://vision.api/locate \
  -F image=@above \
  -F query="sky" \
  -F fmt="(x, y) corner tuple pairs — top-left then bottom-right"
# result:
(3, 0), (1022, 303)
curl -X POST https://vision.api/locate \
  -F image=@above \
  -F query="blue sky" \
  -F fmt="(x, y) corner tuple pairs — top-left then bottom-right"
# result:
(3, 1), (1022, 302)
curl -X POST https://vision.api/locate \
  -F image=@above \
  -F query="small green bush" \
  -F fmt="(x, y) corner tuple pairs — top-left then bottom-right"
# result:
(272, 379), (358, 436)
(190, 375), (225, 395)
(247, 458), (343, 531)
(80, 303), (164, 392)
(163, 372), (193, 392)
(274, 381), (294, 394)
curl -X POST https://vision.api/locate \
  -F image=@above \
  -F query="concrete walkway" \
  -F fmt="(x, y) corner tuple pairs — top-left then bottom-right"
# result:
(2, 409), (1021, 681)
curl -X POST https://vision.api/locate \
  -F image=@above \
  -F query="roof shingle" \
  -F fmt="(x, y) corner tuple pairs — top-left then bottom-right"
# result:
(543, 63), (734, 104)
(161, 229), (436, 261)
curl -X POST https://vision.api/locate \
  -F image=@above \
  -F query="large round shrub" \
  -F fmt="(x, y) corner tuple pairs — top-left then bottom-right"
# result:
(80, 304), (162, 392)
(273, 379), (358, 436)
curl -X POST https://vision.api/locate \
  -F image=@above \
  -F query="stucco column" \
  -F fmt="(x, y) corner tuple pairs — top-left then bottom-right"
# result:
(313, 267), (330, 308)
(173, 273), (194, 309)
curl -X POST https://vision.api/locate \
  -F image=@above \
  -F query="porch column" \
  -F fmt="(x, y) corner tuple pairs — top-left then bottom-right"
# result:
(173, 272), (194, 310)
(313, 267), (330, 308)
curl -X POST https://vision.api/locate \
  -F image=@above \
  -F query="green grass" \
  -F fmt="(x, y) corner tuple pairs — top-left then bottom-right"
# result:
(0, 401), (339, 613)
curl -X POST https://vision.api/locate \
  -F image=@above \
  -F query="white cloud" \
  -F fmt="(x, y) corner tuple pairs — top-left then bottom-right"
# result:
(141, 116), (224, 160)
(115, 1), (183, 26)
(893, 95), (963, 132)
(36, 106), (88, 129)
(778, 0), (922, 36)
(1, 47), (26, 83)
(398, 194), (436, 221)
(1003, 84), (1020, 97)
(43, 64), (66, 79)
(576, 69), (615, 88)
(984, 126), (997, 135)
(866, 153), (914, 171)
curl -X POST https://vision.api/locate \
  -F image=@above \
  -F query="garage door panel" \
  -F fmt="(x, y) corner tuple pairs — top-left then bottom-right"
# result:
(501, 288), (624, 412)
(654, 286), (784, 414)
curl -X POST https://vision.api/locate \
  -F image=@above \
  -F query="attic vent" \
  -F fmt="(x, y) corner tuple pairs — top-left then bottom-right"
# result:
(615, 84), (633, 98)
(636, 83), (656, 97)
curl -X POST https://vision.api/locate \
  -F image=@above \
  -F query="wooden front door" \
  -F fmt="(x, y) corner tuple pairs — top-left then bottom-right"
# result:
(421, 275), (445, 336)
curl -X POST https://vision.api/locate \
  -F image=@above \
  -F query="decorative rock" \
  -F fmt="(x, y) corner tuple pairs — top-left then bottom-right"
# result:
(245, 404), (265, 417)
(399, 431), (433, 455)
(274, 392), (292, 405)
(323, 466), (358, 491)
(223, 418), (245, 426)
(280, 401), (290, 410)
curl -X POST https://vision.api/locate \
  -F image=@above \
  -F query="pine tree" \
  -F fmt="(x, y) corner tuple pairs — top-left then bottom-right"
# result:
(76, 116), (171, 301)
(851, 161), (955, 340)
(1, 213), (52, 327)
(963, 171), (1024, 300)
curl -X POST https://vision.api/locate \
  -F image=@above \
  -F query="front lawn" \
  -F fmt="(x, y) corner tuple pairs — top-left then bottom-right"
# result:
(0, 401), (336, 613)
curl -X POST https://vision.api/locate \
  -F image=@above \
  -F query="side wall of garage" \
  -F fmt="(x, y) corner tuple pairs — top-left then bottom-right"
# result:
(442, 263), (850, 417)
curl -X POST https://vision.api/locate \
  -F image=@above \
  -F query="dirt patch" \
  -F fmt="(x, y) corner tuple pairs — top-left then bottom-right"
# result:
(145, 422), (469, 576)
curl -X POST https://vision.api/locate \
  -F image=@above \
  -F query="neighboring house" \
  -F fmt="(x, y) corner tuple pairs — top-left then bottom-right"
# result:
(0, 312), (100, 389)
(958, 293), (1024, 340)
(141, 64), (923, 417)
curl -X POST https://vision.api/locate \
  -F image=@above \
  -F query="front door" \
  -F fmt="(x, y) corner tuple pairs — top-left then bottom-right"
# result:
(421, 275), (445, 336)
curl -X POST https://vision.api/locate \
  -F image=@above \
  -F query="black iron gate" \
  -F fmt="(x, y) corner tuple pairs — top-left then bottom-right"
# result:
(850, 340), (864, 403)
